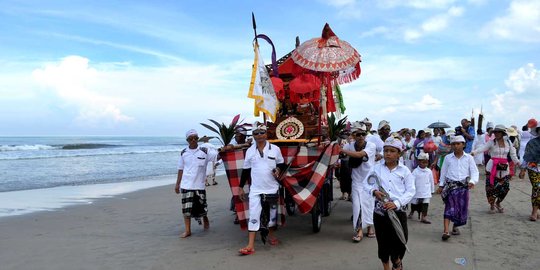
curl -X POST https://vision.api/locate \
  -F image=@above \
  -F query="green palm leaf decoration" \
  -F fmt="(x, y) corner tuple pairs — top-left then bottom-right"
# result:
(200, 114), (242, 146)
(328, 113), (348, 141)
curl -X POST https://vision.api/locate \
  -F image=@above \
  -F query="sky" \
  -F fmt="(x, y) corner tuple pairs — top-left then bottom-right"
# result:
(0, 0), (538, 136)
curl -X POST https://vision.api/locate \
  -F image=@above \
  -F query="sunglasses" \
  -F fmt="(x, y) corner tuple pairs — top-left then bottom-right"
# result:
(354, 132), (367, 137)
(187, 136), (199, 141)
(252, 130), (266, 136)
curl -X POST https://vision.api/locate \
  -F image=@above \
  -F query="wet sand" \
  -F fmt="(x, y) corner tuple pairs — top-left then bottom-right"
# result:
(1, 172), (539, 270)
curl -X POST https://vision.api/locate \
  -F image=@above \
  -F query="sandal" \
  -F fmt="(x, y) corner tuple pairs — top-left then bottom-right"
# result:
(269, 238), (280, 246)
(451, 228), (460, 235)
(352, 235), (363, 243)
(212, 181), (218, 186)
(420, 219), (432, 224)
(205, 182), (211, 187)
(367, 231), (376, 238)
(238, 247), (255, 256)
(495, 204), (504, 213)
(529, 215), (537, 222)
(442, 232), (450, 241)
(392, 261), (403, 270)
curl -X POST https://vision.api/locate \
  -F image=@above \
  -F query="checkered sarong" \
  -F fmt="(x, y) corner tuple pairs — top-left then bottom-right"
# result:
(220, 142), (340, 229)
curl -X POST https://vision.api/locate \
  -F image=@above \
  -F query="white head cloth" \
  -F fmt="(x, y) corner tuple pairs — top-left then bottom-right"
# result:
(185, 129), (198, 138)
(417, 152), (429, 160)
(450, 135), (466, 143)
(383, 136), (403, 151)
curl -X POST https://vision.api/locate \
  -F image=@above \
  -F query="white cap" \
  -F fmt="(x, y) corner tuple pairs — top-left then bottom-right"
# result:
(417, 152), (429, 160)
(185, 129), (198, 138)
(378, 120), (390, 130)
(450, 135), (466, 143)
(383, 137), (403, 151)
(486, 122), (494, 129)
(423, 128), (432, 134)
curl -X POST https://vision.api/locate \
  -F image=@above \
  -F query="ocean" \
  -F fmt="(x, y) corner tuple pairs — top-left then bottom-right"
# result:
(0, 136), (224, 217)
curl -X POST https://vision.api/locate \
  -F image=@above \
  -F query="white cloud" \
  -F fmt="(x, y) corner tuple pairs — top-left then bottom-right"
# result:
(404, 6), (464, 42)
(481, 0), (540, 42)
(32, 56), (133, 125)
(410, 94), (443, 111)
(379, 0), (457, 9)
(489, 63), (539, 124)
(359, 26), (389, 38)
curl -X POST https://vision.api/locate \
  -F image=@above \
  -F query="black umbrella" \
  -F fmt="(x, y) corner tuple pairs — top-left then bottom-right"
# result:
(428, 121), (451, 129)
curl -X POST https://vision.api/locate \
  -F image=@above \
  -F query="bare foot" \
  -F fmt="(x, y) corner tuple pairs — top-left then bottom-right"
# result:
(203, 217), (209, 230)
(180, 232), (191, 238)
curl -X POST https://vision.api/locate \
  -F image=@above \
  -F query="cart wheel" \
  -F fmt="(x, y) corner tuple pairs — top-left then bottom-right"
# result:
(324, 199), (332, 216)
(311, 202), (322, 233)
(286, 200), (296, 216)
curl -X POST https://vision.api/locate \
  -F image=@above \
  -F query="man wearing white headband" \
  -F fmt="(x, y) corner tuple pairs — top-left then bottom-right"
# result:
(175, 129), (218, 238)
(341, 122), (377, 242)
(437, 135), (479, 241)
(238, 122), (285, 255)
(363, 137), (415, 270)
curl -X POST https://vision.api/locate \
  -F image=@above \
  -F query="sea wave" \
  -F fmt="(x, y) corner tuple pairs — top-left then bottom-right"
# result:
(0, 149), (180, 160)
(0, 144), (59, 151)
(60, 143), (121, 150)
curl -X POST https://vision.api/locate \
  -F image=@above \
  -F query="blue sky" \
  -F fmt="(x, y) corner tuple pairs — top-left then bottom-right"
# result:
(0, 0), (538, 136)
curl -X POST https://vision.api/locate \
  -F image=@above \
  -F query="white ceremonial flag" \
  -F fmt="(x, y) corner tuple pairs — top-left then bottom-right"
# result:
(248, 43), (278, 122)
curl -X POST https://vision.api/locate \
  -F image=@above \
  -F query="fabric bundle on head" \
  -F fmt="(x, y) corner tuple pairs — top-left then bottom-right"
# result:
(423, 128), (432, 134)
(351, 121), (367, 132)
(417, 152), (429, 160)
(383, 136), (403, 151)
(378, 120), (390, 130)
(446, 129), (455, 136)
(361, 117), (372, 124)
(450, 135), (466, 143)
(493, 124), (507, 135)
(186, 129), (198, 138)
(486, 122), (494, 129)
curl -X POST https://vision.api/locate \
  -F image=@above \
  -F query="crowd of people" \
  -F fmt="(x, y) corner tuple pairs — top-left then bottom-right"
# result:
(173, 116), (540, 270)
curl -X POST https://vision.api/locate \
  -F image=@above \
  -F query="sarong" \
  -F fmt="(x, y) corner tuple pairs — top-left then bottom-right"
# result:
(443, 184), (469, 227)
(181, 189), (207, 223)
(529, 169), (540, 207)
(373, 211), (408, 263)
(485, 173), (510, 205)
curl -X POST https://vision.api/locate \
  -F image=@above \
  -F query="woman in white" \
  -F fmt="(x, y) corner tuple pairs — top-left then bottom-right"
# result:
(341, 122), (377, 242)
(401, 130), (414, 171)
(471, 124), (520, 213)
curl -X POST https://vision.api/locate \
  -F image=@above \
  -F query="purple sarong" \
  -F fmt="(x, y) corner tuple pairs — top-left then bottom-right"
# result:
(443, 186), (469, 227)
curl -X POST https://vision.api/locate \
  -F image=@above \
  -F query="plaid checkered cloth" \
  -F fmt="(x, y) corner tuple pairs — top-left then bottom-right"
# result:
(281, 142), (341, 214)
(220, 142), (340, 229)
(220, 149), (286, 230)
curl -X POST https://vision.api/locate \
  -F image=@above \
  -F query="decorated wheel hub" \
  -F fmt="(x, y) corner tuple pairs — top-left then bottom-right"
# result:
(276, 117), (304, 140)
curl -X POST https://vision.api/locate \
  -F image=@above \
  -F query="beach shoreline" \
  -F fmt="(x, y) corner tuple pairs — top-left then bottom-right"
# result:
(1, 174), (539, 270)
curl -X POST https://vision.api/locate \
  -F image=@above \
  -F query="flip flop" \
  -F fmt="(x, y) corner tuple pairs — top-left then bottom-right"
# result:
(212, 182), (218, 186)
(269, 238), (280, 246)
(420, 219), (432, 224)
(180, 232), (191, 238)
(442, 232), (450, 241)
(367, 232), (376, 238)
(529, 215), (537, 222)
(238, 247), (255, 256)
(352, 235), (363, 243)
(451, 228), (460, 235)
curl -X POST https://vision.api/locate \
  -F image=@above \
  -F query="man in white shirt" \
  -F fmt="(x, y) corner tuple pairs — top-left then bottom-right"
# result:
(363, 137), (415, 270)
(341, 122), (377, 242)
(238, 123), (285, 255)
(174, 129), (217, 238)
(437, 135), (479, 241)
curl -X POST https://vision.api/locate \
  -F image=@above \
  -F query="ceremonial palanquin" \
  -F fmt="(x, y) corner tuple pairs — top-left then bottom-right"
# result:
(218, 17), (361, 231)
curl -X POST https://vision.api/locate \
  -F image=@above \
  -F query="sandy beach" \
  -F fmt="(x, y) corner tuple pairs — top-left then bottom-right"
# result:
(1, 172), (539, 270)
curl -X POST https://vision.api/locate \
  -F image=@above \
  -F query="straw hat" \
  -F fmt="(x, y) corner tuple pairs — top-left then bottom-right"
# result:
(506, 127), (518, 137)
